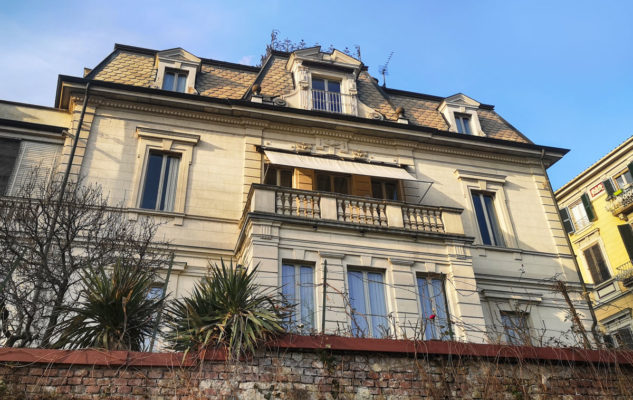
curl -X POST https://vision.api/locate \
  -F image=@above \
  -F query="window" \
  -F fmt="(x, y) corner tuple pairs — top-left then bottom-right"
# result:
(569, 199), (590, 231)
(264, 166), (293, 188)
(583, 243), (611, 284)
(417, 276), (451, 340)
(347, 270), (389, 338)
(612, 327), (633, 349)
(312, 78), (342, 113)
(471, 192), (504, 246)
(162, 69), (187, 92)
(281, 263), (315, 333)
(316, 172), (349, 195)
(140, 151), (180, 211)
(0, 138), (20, 195)
(501, 311), (531, 345)
(615, 170), (633, 190)
(454, 114), (472, 134)
(371, 179), (400, 201)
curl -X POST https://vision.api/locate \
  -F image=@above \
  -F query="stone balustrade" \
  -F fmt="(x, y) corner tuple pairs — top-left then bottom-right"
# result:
(245, 184), (464, 235)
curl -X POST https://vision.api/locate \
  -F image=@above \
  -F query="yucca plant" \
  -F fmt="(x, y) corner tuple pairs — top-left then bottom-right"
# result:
(164, 261), (287, 361)
(53, 261), (164, 351)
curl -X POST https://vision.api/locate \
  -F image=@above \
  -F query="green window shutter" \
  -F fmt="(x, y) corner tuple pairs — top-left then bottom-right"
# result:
(618, 224), (633, 261)
(628, 161), (633, 176)
(581, 193), (596, 221)
(559, 207), (575, 234)
(603, 179), (615, 196)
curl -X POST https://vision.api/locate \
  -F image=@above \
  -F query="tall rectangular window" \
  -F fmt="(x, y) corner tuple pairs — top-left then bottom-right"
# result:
(162, 69), (187, 92)
(454, 114), (472, 134)
(569, 199), (590, 231)
(613, 327), (633, 349)
(583, 243), (611, 284)
(140, 152), (180, 211)
(615, 170), (633, 190)
(264, 166), (293, 188)
(501, 311), (531, 345)
(281, 263), (315, 333)
(471, 192), (504, 246)
(312, 78), (342, 113)
(347, 270), (389, 338)
(371, 179), (399, 201)
(417, 276), (451, 340)
(315, 173), (349, 195)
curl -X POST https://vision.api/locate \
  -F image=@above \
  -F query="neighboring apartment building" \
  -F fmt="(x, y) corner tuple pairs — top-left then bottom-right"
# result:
(556, 136), (633, 348)
(0, 43), (590, 346)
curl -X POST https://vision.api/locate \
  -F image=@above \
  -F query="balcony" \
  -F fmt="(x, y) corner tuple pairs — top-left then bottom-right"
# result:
(606, 185), (633, 218)
(311, 89), (357, 116)
(242, 185), (465, 237)
(615, 260), (633, 287)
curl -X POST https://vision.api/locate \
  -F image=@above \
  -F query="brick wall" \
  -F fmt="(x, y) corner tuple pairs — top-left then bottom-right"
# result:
(1, 336), (633, 399)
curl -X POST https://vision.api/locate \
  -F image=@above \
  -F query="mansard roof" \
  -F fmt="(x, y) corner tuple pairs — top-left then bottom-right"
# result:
(84, 43), (530, 144)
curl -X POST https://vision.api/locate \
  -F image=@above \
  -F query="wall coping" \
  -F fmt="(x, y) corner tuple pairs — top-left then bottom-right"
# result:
(1, 335), (632, 367)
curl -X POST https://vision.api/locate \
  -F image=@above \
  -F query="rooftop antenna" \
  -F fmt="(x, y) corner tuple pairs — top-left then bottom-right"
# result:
(378, 51), (394, 87)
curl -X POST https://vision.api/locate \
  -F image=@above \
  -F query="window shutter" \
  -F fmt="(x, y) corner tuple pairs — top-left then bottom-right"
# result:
(0, 138), (20, 195)
(559, 207), (575, 233)
(581, 193), (596, 221)
(618, 224), (633, 261)
(603, 179), (615, 196)
(628, 161), (633, 177)
(8, 141), (60, 195)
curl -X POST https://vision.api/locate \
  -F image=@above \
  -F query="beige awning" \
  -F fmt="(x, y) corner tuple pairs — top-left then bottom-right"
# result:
(263, 150), (417, 180)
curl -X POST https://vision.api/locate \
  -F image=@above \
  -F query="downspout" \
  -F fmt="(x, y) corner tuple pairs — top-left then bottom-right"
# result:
(539, 148), (600, 346)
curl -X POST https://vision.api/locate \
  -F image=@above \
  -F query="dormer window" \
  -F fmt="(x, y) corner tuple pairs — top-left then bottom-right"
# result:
(162, 69), (188, 92)
(454, 114), (472, 135)
(312, 78), (342, 113)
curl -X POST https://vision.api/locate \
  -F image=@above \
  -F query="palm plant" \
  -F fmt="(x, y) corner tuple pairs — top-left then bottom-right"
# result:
(164, 261), (287, 361)
(54, 261), (164, 351)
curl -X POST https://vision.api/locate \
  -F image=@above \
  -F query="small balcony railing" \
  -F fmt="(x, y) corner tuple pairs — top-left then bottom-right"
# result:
(311, 89), (357, 116)
(615, 259), (633, 287)
(243, 185), (464, 236)
(606, 185), (633, 218)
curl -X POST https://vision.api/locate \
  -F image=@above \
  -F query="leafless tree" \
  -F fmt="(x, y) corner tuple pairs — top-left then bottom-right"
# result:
(0, 171), (170, 348)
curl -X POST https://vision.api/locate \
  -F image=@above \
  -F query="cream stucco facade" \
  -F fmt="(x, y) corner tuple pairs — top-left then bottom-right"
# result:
(0, 44), (591, 347)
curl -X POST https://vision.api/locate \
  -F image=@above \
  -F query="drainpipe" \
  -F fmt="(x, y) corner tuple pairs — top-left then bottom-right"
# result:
(44, 82), (91, 255)
(539, 148), (600, 346)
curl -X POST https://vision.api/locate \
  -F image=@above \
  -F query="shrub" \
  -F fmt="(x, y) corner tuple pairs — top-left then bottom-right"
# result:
(53, 261), (164, 351)
(164, 261), (287, 361)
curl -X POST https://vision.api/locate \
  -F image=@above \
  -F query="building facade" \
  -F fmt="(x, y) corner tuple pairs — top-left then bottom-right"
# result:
(0, 44), (589, 346)
(556, 136), (633, 348)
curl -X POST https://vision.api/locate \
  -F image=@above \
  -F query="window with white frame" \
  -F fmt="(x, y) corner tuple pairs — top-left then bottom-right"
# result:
(312, 78), (342, 113)
(500, 311), (531, 345)
(347, 269), (389, 338)
(417, 275), (451, 340)
(583, 242), (611, 284)
(162, 69), (188, 92)
(615, 170), (633, 190)
(140, 151), (180, 212)
(454, 113), (472, 135)
(281, 263), (315, 333)
(568, 199), (590, 231)
(471, 191), (504, 246)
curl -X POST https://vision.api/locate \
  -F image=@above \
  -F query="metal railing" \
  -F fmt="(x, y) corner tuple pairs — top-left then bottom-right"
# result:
(615, 259), (633, 284)
(606, 185), (633, 216)
(311, 89), (357, 115)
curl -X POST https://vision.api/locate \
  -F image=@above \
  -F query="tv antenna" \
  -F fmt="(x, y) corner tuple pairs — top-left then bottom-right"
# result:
(378, 51), (394, 87)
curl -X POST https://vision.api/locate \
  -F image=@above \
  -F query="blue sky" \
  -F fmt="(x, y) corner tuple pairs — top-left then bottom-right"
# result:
(1, 1), (631, 189)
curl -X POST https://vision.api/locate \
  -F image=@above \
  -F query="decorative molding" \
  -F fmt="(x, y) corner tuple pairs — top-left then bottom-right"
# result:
(78, 96), (542, 167)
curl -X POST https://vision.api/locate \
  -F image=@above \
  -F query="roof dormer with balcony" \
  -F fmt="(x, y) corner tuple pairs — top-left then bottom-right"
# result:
(279, 47), (384, 120)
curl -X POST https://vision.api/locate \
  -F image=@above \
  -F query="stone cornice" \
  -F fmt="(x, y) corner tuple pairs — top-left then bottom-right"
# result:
(73, 95), (543, 167)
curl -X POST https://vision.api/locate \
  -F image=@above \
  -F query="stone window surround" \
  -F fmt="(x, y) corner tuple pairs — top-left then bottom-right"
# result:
(455, 169), (518, 249)
(130, 127), (199, 223)
(439, 95), (485, 136)
(153, 51), (201, 95)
